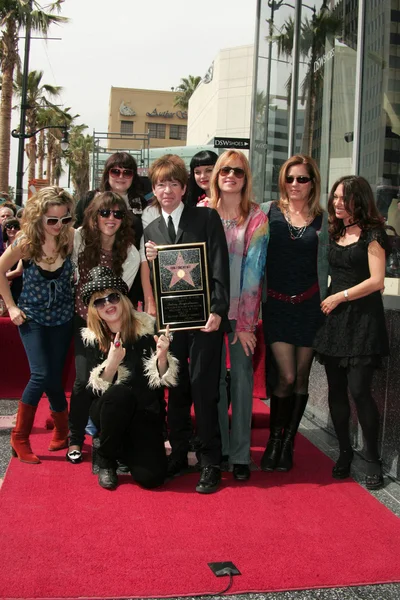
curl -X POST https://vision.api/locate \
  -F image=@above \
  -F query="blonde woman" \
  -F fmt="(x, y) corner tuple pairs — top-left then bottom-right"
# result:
(199, 150), (268, 481)
(260, 155), (329, 473)
(80, 266), (178, 490)
(0, 187), (75, 464)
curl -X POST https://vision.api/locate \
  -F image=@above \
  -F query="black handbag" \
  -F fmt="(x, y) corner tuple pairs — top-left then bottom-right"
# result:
(385, 225), (400, 278)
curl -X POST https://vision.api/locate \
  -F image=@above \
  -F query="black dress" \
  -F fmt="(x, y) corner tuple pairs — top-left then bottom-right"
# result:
(314, 228), (389, 366)
(263, 203), (324, 347)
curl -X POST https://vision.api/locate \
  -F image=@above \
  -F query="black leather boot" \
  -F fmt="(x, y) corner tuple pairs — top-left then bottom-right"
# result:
(261, 395), (292, 472)
(276, 393), (309, 472)
(332, 448), (354, 479)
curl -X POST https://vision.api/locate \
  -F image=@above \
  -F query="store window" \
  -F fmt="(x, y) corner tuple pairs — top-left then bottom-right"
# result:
(120, 120), (133, 135)
(147, 123), (166, 139)
(359, 0), (400, 275)
(169, 124), (187, 141)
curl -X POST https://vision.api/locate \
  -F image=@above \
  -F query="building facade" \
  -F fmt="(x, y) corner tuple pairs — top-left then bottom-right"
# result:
(107, 87), (188, 151)
(187, 45), (254, 146)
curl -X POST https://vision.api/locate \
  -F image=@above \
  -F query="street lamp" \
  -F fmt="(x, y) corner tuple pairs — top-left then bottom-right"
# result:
(11, 125), (69, 204)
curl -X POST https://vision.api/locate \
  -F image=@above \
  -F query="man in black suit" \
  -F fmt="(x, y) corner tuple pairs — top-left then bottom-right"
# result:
(144, 154), (229, 494)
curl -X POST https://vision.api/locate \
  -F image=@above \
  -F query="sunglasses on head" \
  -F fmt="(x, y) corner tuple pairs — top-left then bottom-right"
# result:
(109, 167), (134, 179)
(98, 209), (125, 220)
(219, 166), (245, 179)
(44, 214), (73, 226)
(5, 223), (19, 231)
(285, 176), (312, 184)
(93, 292), (121, 309)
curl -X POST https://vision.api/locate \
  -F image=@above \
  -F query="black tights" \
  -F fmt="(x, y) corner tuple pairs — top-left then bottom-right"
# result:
(270, 342), (315, 397)
(324, 358), (380, 461)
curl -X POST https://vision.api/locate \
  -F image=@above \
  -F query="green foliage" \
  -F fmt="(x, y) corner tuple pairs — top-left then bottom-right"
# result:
(173, 75), (201, 110)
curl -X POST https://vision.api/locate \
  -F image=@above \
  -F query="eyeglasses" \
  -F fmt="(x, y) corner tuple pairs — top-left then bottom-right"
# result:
(285, 176), (312, 184)
(93, 292), (121, 310)
(5, 224), (19, 231)
(219, 166), (245, 179)
(109, 167), (134, 179)
(98, 209), (125, 220)
(44, 214), (73, 226)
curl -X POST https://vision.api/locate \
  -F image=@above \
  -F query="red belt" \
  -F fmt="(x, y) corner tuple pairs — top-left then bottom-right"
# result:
(267, 282), (319, 304)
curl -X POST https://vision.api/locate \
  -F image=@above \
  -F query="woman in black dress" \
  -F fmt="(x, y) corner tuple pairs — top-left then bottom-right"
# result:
(261, 155), (329, 472)
(314, 176), (389, 490)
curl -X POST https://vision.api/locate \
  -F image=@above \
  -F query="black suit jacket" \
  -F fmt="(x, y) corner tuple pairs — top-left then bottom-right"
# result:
(143, 204), (230, 322)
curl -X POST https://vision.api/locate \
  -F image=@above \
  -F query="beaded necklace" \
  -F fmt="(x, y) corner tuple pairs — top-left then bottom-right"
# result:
(284, 208), (311, 240)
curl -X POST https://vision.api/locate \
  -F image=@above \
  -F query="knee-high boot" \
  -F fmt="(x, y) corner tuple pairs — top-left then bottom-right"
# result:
(10, 402), (40, 464)
(276, 393), (309, 472)
(48, 409), (69, 451)
(260, 395), (293, 472)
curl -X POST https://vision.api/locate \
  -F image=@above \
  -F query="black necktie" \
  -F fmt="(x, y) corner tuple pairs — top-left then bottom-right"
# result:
(167, 215), (176, 243)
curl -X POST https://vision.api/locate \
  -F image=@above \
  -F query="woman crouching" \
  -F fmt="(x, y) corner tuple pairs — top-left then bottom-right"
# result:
(81, 266), (178, 490)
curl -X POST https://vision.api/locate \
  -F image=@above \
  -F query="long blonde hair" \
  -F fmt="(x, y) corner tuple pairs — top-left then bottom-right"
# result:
(86, 288), (138, 353)
(277, 154), (322, 218)
(209, 150), (254, 226)
(17, 186), (75, 261)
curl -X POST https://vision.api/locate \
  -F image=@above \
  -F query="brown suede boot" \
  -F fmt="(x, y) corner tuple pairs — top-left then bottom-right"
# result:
(11, 402), (40, 464)
(48, 409), (69, 451)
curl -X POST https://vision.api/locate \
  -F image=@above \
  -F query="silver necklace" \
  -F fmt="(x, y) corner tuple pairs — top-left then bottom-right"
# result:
(284, 208), (311, 240)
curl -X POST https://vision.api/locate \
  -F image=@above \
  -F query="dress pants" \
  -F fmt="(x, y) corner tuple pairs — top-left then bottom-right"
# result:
(168, 329), (223, 467)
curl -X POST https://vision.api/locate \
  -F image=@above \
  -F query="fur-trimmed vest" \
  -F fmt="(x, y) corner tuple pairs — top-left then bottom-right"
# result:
(81, 310), (179, 413)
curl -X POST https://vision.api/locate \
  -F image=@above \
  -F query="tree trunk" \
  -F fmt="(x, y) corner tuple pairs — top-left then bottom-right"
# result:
(0, 20), (18, 192)
(38, 130), (45, 179)
(27, 137), (37, 182)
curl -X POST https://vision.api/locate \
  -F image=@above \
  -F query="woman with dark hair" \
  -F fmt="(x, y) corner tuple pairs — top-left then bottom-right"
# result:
(186, 150), (219, 207)
(200, 150), (268, 480)
(2, 217), (23, 303)
(75, 152), (150, 305)
(0, 187), (75, 463)
(80, 265), (178, 490)
(67, 191), (140, 464)
(314, 176), (389, 490)
(260, 154), (329, 473)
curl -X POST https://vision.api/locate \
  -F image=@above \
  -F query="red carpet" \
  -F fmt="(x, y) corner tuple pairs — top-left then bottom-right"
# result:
(1, 401), (400, 599)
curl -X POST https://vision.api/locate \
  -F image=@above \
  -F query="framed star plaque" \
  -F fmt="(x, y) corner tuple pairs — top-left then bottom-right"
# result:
(152, 242), (211, 332)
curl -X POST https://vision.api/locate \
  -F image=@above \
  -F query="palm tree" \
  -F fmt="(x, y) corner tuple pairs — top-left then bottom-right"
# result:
(269, 8), (342, 155)
(64, 125), (93, 201)
(0, 0), (67, 191)
(14, 68), (61, 181)
(173, 75), (201, 111)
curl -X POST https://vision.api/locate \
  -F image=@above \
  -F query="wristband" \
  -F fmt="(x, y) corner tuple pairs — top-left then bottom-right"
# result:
(343, 289), (349, 301)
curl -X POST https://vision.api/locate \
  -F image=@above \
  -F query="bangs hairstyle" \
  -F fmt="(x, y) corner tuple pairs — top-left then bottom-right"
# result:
(149, 154), (188, 189)
(186, 150), (219, 207)
(209, 150), (253, 226)
(101, 152), (143, 201)
(277, 154), (322, 218)
(328, 175), (385, 240)
(2, 216), (20, 243)
(18, 186), (75, 262)
(80, 191), (135, 276)
(86, 288), (137, 353)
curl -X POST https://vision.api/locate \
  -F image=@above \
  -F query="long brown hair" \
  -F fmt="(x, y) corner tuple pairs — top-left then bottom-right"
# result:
(328, 176), (385, 240)
(277, 154), (322, 218)
(80, 192), (135, 276)
(86, 288), (138, 353)
(209, 150), (254, 226)
(17, 186), (75, 262)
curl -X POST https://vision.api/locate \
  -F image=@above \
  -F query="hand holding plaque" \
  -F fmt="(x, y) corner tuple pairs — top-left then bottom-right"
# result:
(151, 242), (211, 332)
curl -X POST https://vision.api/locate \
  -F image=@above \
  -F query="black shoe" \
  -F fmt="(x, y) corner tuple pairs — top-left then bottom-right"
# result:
(167, 455), (189, 478)
(117, 460), (130, 473)
(332, 448), (354, 480)
(260, 436), (282, 471)
(196, 465), (221, 494)
(276, 437), (294, 472)
(98, 467), (118, 490)
(233, 464), (251, 481)
(365, 459), (384, 490)
(66, 448), (82, 464)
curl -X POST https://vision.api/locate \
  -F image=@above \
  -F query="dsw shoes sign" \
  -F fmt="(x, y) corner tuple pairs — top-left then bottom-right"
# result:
(214, 137), (250, 149)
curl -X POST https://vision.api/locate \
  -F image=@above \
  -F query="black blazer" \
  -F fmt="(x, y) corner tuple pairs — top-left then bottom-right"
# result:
(143, 204), (230, 322)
